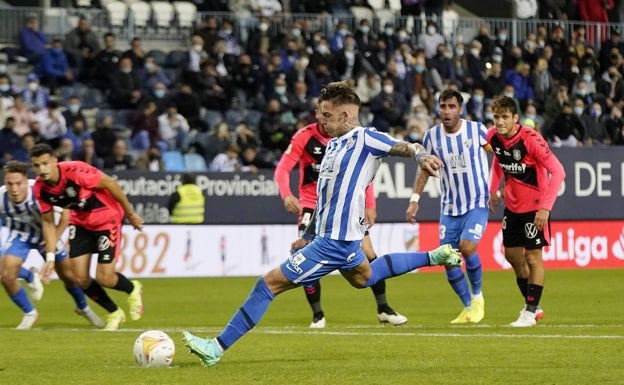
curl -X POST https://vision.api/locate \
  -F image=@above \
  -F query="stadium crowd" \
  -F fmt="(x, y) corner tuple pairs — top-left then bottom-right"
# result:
(1, 0), (624, 173)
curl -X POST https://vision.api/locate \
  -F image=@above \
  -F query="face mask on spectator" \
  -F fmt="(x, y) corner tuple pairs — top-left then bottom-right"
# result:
(398, 31), (408, 41)
(338, 28), (348, 37)
(316, 44), (328, 54)
(69, 104), (80, 113)
(455, 49), (464, 56)
(275, 86), (286, 95)
(573, 106), (584, 116)
(498, 33), (507, 41)
(291, 29), (301, 37)
(383, 85), (394, 94)
(470, 48), (480, 57)
(525, 113), (536, 120)
(409, 132), (420, 141)
(504, 92), (514, 98)
(576, 88), (587, 96)
(414, 64), (425, 73)
(28, 82), (38, 91)
(492, 55), (502, 63)
(427, 26), (436, 35)
(360, 25), (370, 34)
(592, 108), (602, 117)
(385, 28), (394, 36)
(193, 44), (203, 52)
(0, 84), (9, 92)
(485, 112), (494, 120)
(121, 67), (131, 74)
(154, 89), (166, 98)
(145, 62), (154, 71)
(583, 74), (593, 83)
(299, 58), (309, 67)
(0, 64), (6, 73)
(222, 29), (232, 35)
(473, 95), (483, 103)
(259, 23), (269, 32)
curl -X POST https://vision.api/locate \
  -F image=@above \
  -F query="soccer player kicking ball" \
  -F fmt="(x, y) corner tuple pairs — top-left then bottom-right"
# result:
(30, 144), (145, 331)
(0, 161), (103, 329)
(487, 96), (565, 327)
(183, 81), (463, 367)
(406, 89), (491, 324)
(274, 110), (407, 328)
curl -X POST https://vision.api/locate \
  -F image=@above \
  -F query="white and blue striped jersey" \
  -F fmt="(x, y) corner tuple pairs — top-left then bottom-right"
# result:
(423, 120), (490, 216)
(0, 179), (44, 244)
(316, 126), (400, 241)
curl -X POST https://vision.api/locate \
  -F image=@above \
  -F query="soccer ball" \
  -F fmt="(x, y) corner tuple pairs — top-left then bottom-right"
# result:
(133, 330), (175, 368)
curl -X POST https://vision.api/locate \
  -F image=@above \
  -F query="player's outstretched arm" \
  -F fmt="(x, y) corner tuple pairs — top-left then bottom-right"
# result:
(98, 173), (144, 231)
(389, 141), (443, 177)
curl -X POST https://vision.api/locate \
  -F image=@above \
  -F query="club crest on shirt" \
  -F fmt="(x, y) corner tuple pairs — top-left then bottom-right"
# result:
(513, 149), (522, 161)
(65, 187), (77, 198)
(345, 137), (356, 150)
(464, 139), (473, 149)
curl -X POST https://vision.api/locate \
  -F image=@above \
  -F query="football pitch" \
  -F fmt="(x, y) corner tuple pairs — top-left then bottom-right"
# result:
(1, 269), (623, 385)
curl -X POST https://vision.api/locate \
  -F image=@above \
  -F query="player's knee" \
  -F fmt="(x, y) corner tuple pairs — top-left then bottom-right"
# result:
(0, 273), (17, 286)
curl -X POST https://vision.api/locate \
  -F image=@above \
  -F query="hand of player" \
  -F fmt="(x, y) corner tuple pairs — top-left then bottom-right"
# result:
(365, 208), (377, 228)
(405, 201), (419, 224)
(290, 237), (310, 254)
(418, 155), (443, 177)
(488, 193), (501, 214)
(283, 195), (300, 215)
(127, 211), (144, 231)
(534, 208), (550, 231)
(40, 261), (55, 284)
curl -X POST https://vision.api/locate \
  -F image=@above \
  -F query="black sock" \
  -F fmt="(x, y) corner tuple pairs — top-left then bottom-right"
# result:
(370, 280), (388, 309)
(516, 277), (528, 299)
(525, 284), (544, 312)
(113, 273), (134, 294)
(84, 280), (118, 313)
(304, 281), (323, 317)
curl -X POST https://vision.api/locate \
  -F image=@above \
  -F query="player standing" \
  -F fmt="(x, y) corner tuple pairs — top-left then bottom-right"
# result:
(274, 112), (407, 327)
(182, 81), (462, 366)
(406, 89), (490, 324)
(488, 95), (565, 327)
(0, 161), (103, 329)
(30, 144), (145, 331)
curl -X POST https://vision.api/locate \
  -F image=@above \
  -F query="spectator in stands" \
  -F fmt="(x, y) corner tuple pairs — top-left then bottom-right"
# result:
(158, 104), (191, 152)
(546, 25), (570, 82)
(309, 37), (333, 72)
(231, 53), (263, 110)
(405, 54), (443, 101)
(355, 72), (382, 106)
(171, 83), (206, 132)
(193, 121), (231, 163)
(122, 37), (146, 70)
(539, 0), (567, 19)
(258, 0), (283, 17)
(572, 79), (595, 107)
(35, 100), (66, 149)
(290, 81), (315, 120)
(135, 144), (164, 171)
(183, 35), (210, 85)
(354, 19), (376, 56)
(544, 84), (569, 126)
(62, 118), (90, 155)
(473, 24), (494, 61)
(484, 62), (505, 100)
(9, 94), (36, 137)
(583, 102), (611, 146)
(370, 76), (410, 133)
(330, 22), (351, 53)
(466, 87), (486, 122)
(12, 132), (36, 162)
(531, 58), (555, 111)
(465, 40), (486, 89)
(606, 105), (624, 144)
(62, 95), (86, 130)
(578, 0), (613, 43)
(247, 16), (277, 60)
(103, 139), (135, 171)
(19, 15), (48, 65)
(259, 98), (297, 153)
(0, 117), (21, 166)
(56, 137), (75, 162)
(599, 28), (624, 71)
(39, 38), (73, 95)
(521, 103), (545, 133)
(195, 15), (220, 54)
(90, 32), (121, 92)
(234, 122), (261, 149)
(0, 54), (9, 81)
(597, 66), (624, 101)
(21, 73), (49, 112)
(64, 16), (100, 81)
(279, 39), (300, 73)
(430, 43), (455, 83)
(419, 22), (445, 60)
(109, 56), (143, 109)
(74, 137), (104, 169)
(505, 61), (534, 110)
(140, 55), (171, 93)
(146, 82), (170, 115)
(92, 115), (118, 160)
(217, 19), (242, 56)
(27, 120), (43, 144)
(0, 75), (17, 111)
(240, 146), (276, 171)
(209, 144), (246, 172)
(197, 59), (229, 113)
(333, 35), (365, 81)
(131, 100), (161, 151)
(168, 172), (206, 224)
(549, 102), (585, 147)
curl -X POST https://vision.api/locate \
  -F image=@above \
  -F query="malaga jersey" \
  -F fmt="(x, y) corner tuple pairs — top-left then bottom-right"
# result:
(0, 180), (45, 244)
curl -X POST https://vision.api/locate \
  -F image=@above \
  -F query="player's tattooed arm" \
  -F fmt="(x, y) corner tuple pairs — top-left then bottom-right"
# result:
(389, 142), (443, 177)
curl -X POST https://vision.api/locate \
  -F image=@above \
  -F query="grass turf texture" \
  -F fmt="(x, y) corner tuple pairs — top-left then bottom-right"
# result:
(1, 269), (623, 385)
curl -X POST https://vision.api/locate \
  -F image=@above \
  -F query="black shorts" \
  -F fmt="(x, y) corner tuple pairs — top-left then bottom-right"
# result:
(298, 207), (315, 235)
(502, 208), (551, 250)
(68, 224), (122, 264)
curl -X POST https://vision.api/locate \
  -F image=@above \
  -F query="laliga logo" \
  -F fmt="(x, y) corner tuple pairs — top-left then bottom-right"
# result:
(492, 230), (512, 269)
(612, 226), (624, 260)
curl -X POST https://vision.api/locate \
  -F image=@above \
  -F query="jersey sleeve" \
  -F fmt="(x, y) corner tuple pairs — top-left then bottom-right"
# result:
(422, 130), (433, 154)
(364, 182), (376, 209)
(33, 181), (53, 214)
(478, 122), (488, 147)
(65, 162), (103, 189)
(489, 155), (503, 193)
(526, 134), (566, 211)
(364, 127), (401, 157)
(274, 131), (306, 200)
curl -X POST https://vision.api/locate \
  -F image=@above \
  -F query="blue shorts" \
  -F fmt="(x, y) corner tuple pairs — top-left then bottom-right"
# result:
(439, 207), (489, 248)
(2, 233), (68, 262)
(280, 236), (366, 286)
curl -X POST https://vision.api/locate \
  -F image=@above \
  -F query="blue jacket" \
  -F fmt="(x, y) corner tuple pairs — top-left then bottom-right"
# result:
(19, 27), (48, 56)
(40, 48), (69, 77)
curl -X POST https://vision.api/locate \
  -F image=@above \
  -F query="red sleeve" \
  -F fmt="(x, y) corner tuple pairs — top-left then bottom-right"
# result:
(64, 162), (103, 189)
(274, 135), (304, 200)
(365, 183), (376, 209)
(489, 156), (503, 194)
(530, 138), (566, 211)
(33, 181), (53, 214)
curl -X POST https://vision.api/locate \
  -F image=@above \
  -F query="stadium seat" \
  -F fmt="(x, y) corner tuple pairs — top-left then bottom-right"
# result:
(375, 9), (396, 31)
(367, 0), (384, 10)
(105, 1), (128, 30)
(387, 0), (402, 12)
(84, 87), (105, 109)
(183, 152), (208, 172)
(74, 0), (95, 7)
(349, 6), (374, 24)
(173, 1), (197, 30)
(162, 150), (186, 171)
(128, 1), (151, 30)
(164, 50), (187, 68)
(147, 49), (167, 67)
(150, 1), (175, 32)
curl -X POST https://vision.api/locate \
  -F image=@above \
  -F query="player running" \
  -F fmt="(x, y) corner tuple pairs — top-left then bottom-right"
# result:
(30, 144), (145, 331)
(274, 111), (407, 327)
(0, 161), (103, 329)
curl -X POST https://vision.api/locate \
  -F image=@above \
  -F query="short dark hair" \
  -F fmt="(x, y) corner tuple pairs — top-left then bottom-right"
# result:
(319, 81), (361, 107)
(491, 95), (518, 115)
(30, 143), (54, 158)
(181, 172), (196, 184)
(3, 160), (28, 175)
(439, 89), (463, 105)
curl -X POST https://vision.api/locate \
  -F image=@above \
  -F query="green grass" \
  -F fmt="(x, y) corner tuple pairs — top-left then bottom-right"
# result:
(1, 270), (623, 385)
